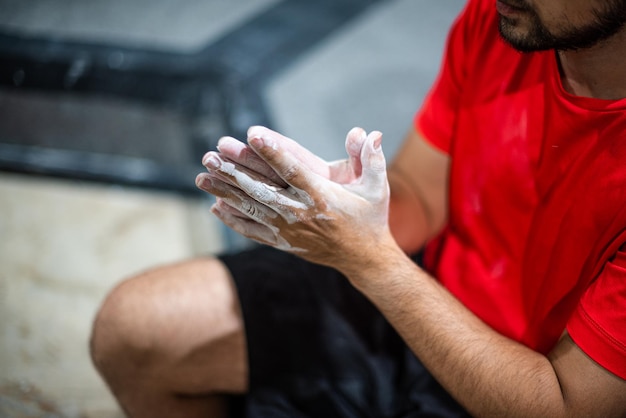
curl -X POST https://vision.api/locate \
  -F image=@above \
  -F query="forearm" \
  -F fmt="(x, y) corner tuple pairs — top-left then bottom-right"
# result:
(387, 170), (435, 254)
(386, 128), (449, 254)
(346, 247), (569, 418)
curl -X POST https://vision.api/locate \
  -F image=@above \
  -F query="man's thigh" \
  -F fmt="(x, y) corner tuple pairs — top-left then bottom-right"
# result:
(220, 246), (469, 418)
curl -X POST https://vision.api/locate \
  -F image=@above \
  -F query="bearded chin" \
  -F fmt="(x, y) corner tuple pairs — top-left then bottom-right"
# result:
(498, 16), (555, 53)
(498, 2), (626, 53)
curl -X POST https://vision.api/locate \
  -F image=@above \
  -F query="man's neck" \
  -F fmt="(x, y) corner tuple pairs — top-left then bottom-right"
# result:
(557, 26), (626, 100)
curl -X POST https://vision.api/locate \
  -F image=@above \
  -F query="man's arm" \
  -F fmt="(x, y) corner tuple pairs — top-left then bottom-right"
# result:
(387, 127), (449, 254)
(352, 130), (626, 416)
(350, 250), (626, 418)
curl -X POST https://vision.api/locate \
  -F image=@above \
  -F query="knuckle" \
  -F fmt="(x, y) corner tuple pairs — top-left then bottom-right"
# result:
(240, 199), (268, 223)
(282, 164), (300, 181)
(241, 200), (256, 216)
(250, 187), (272, 202)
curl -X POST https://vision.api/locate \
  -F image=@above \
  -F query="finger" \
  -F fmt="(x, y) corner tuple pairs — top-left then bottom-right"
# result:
(211, 180), (281, 227)
(247, 130), (321, 192)
(198, 158), (307, 223)
(327, 127), (366, 184)
(203, 151), (285, 191)
(358, 131), (388, 197)
(215, 198), (250, 220)
(215, 136), (288, 187)
(211, 200), (280, 247)
(345, 127), (367, 178)
(201, 152), (241, 190)
(212, 200), (304, 252)
(247, 126), (330, 178)
(197, 173), (282, 225)
(215, 196), (278, 226)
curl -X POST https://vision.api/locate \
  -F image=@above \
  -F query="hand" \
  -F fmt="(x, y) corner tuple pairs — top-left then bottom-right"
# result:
(196, 127), (396, 272)
(204, 126), (370, 188)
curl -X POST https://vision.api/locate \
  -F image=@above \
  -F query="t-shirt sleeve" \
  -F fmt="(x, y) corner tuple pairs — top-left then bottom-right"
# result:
(414, 0), (475, 154)
(567, 244), (626, 379)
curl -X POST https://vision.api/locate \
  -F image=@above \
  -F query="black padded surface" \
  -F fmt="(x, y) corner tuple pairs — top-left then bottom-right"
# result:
(0, 0), (384, 193)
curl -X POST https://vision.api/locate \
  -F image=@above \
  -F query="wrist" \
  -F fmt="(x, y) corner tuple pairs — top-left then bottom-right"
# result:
(337, 235), (412, 291)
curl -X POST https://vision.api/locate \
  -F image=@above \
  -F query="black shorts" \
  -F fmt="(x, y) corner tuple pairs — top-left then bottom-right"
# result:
(219, 245), (469, 418)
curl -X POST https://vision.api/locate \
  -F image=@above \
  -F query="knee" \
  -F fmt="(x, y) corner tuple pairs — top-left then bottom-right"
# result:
(90, 275), (157, 378)
(89, 258), (241, 379)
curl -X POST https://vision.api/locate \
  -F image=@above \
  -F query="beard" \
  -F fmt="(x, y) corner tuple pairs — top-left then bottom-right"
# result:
(498, 0), (626, 52)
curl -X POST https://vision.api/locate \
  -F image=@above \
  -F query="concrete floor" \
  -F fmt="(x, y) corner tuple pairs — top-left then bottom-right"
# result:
(0, 0), (464, 416)
(0, 174), (224, 417)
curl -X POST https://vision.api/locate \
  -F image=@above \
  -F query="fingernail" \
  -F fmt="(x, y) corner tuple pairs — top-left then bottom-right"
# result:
(248, 136), (263, 148)
(203, 153), (220, 169)
(247, 125), (264, 137)
(196, 175), (211, 188)
(210, 203), (224, 218)
(215, 138), (226, 152)
(249, 135), (275, 150)
(372, 132), (383, 150)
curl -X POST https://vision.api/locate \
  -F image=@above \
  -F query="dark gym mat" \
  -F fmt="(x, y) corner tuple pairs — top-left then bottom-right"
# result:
(0, 0), (384, 193)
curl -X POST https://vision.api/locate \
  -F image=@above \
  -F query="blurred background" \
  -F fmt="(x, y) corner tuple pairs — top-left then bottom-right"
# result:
(0, 0), (464, 416)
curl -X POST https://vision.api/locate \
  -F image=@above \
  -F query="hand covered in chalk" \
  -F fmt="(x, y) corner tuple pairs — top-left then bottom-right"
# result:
(206, 126), (372, 188)
(196, 126), (396, 273)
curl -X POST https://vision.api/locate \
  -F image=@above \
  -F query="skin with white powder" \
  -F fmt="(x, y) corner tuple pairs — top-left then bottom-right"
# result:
(205, 154), (308, 223)
(196, 126), (389, 265)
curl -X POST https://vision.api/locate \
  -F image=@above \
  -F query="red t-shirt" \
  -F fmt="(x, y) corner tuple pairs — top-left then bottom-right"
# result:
(415, 0), (626, 379)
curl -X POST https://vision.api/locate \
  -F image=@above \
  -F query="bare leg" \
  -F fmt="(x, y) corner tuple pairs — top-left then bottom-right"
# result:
(90, 258), (248, 418)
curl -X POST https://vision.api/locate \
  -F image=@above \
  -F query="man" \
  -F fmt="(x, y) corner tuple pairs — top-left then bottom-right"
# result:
(90, 0), (626, 416)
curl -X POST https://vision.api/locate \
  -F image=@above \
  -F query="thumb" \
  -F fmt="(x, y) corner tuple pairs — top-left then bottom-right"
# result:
(345, 127), (367, 178)
(361, 130), (386, 177)
(357, 131), (388, 201)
